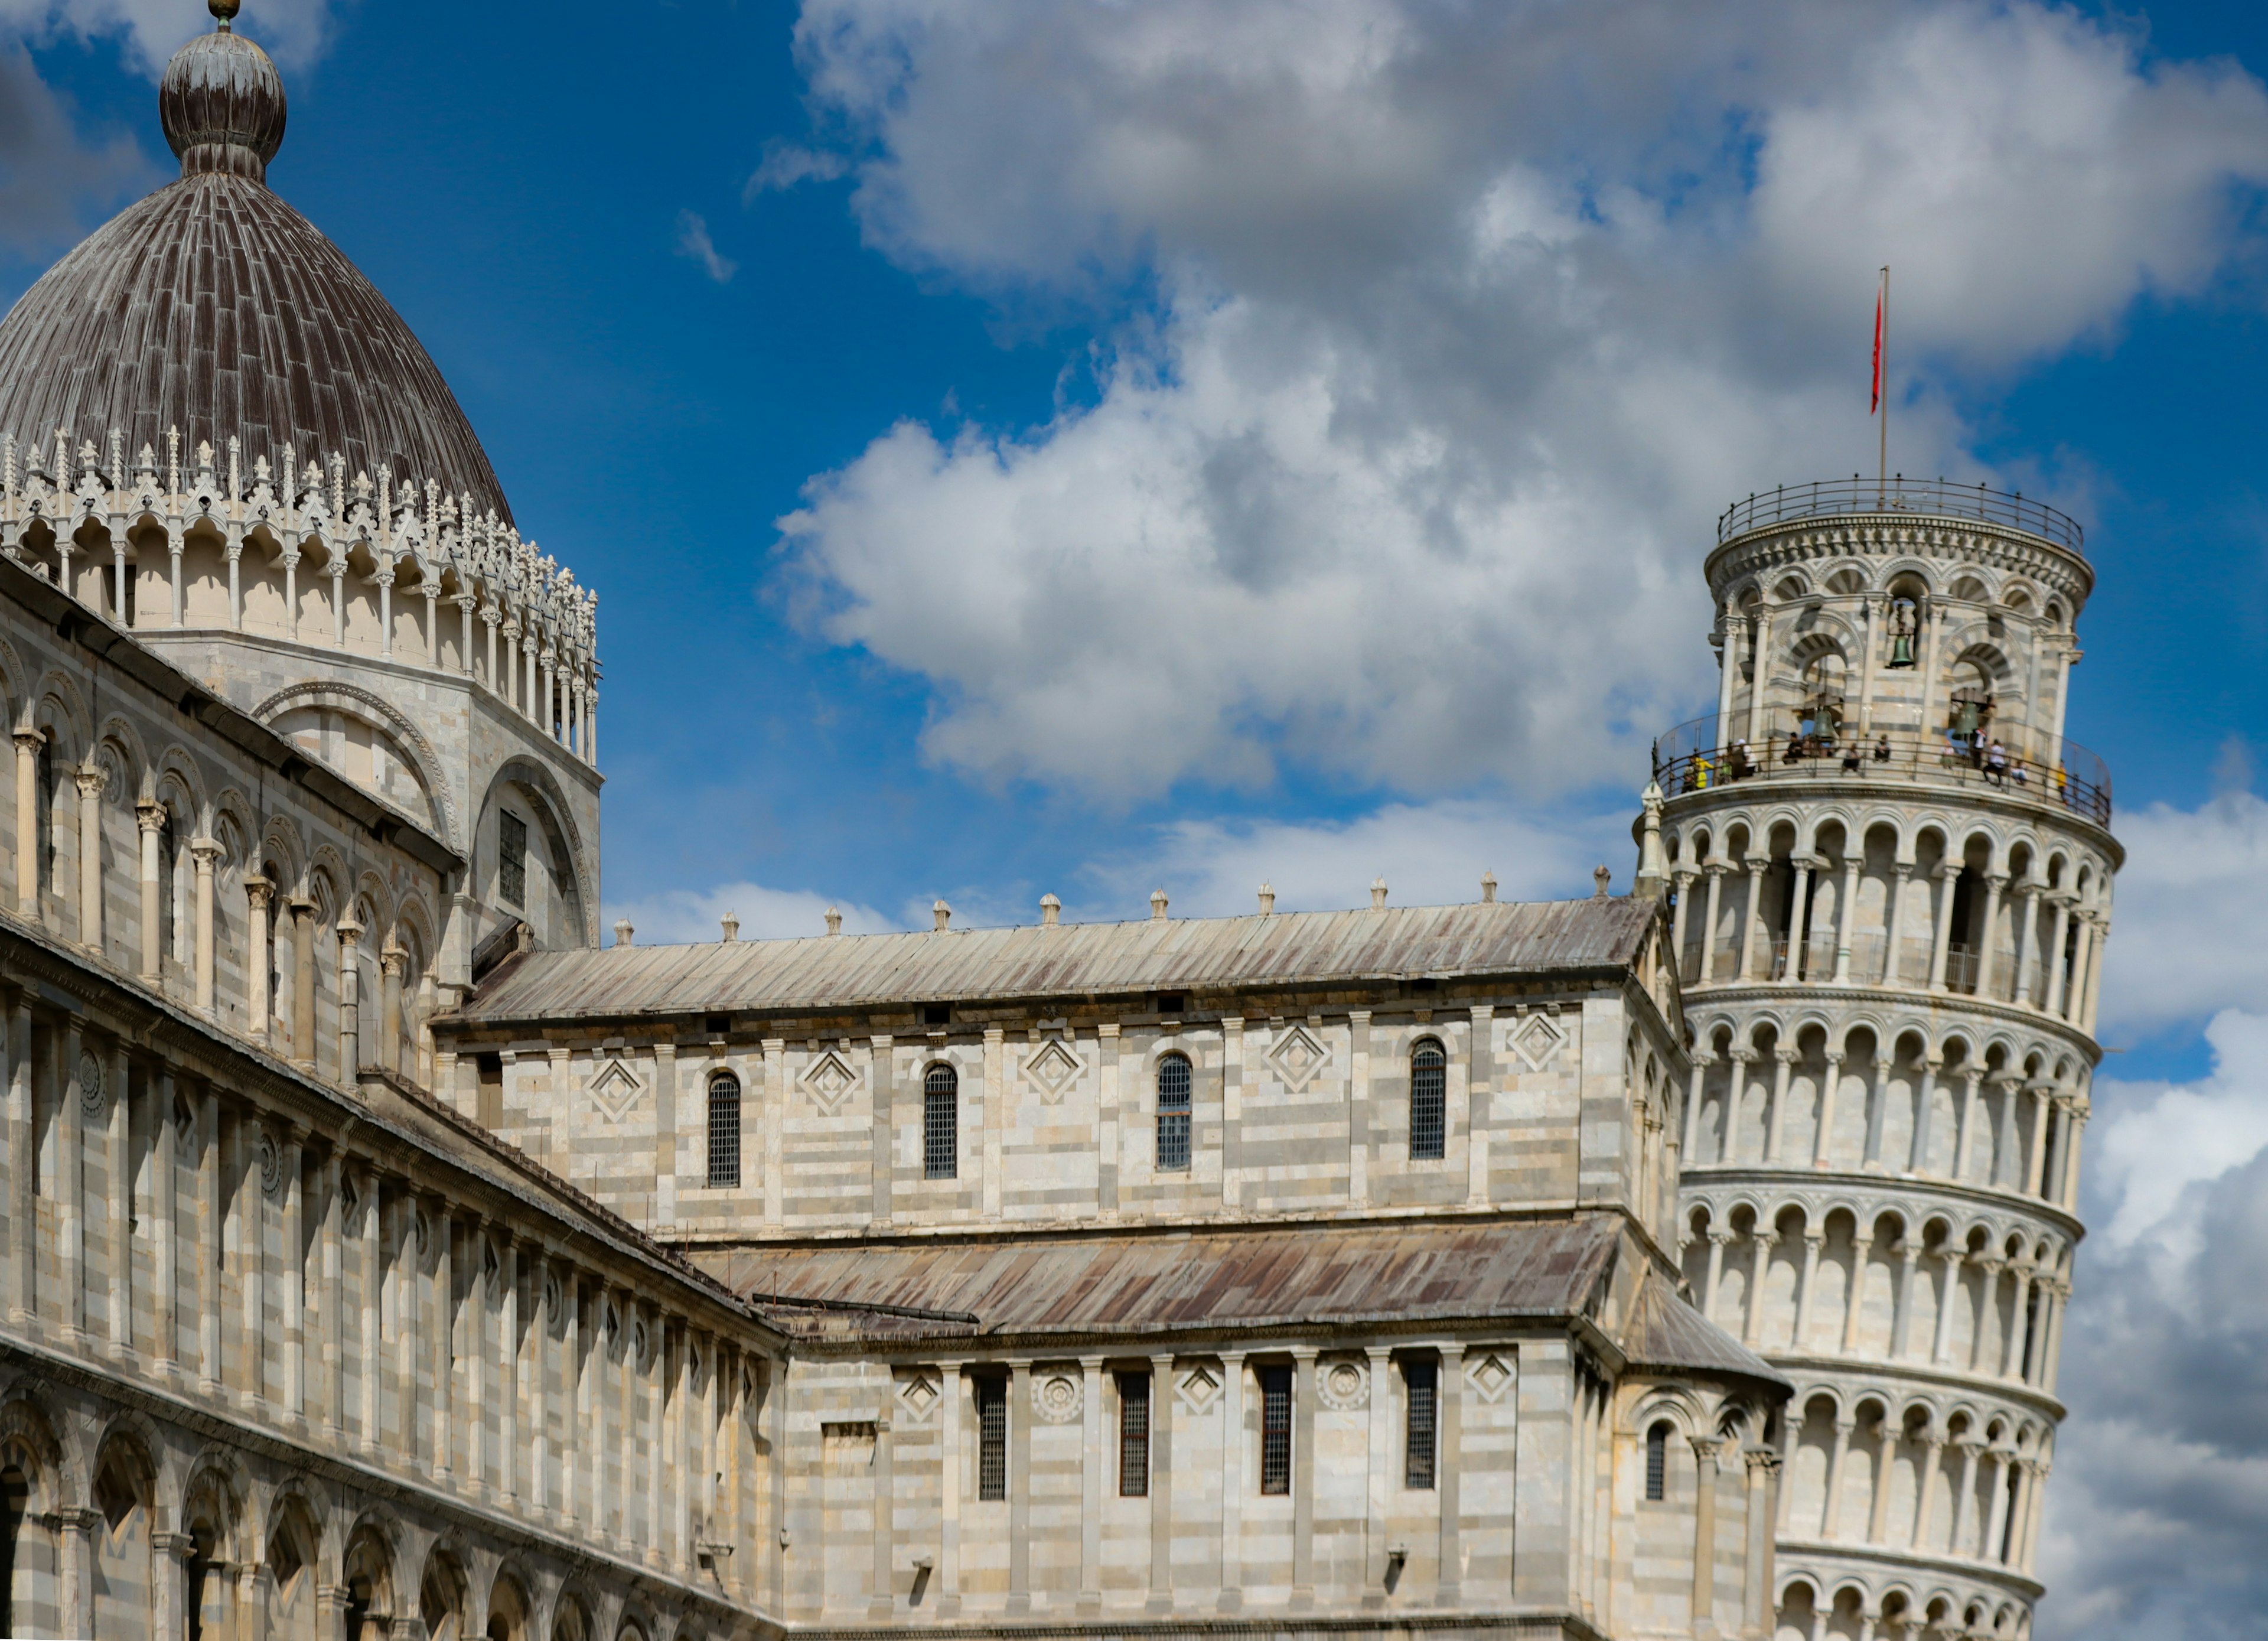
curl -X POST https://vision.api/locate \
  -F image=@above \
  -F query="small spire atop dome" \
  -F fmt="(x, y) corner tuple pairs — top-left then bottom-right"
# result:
(161, 1), (286, 183)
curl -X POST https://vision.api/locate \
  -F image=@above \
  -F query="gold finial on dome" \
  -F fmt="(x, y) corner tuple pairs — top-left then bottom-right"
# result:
(210, 0), (240, 30)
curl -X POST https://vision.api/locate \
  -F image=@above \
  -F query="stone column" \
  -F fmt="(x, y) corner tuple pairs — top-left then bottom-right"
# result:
(1861, 1056), (1891, 1169)
(318, 1151), (343, 1437)
(1468, 1004), (1494, 1204)
(1930, 1252), (1964, 1365)
(360, 1178), (383, 1454)
(1682, 1054), (1710, 1160)
(761, 1038), (786, 1226)
(1690, 1436), (1722, 1635)
(336, 917), (364, 1083)
(1908, 1434), (1944, 1550)
(1762, 1050), (1796, 1163)
(245, 877), (272, 1044)
(1821, 1419), (1854, 1538)
(136, 800), (165, 979)
(1219, 1350), (1246, 1610)
(1361, 1347), (1391, 1607)
(1080, 1355), (1105, 1610)
(528, 1249), (550, 1519)
(1952, 1070), (1983, 1183)
(14, 730), (40, 917)
(190, 838), (219, 1012)
(1736, 857), (1768, 981)
(939, 1360), (962, 1616)
(1702, 1231), (1733, 1323)
(1793, 1231), (1825, 1350)
(2065, 914), (2096, 1025)
(1866, 1424), (1898, 1544)
(2082, 920), (2110, 1033)
(1947, 1439), (1983, 1557)
(1981, 1448), (2012, 1560)
(2013, 884), (2044, 1005)
(56, 1023), (86, 1340)
(197, 1089), (221, 1392)
(1832, 856), (1862, 982)
(380, 946), (405, 1076)
(1670, 866), (1696, 976)
(1746, 604), (1774, 744)
(1784, 854), (1814, 981)
(1347, 1011), (1371, 1206)
(1149, 1353), (1175, 1611)
(281, 1125), (305, 1419)
(2042, 894), (2073, 1015)
(1905, 1058), (1940, 1174)
(329, 559), (347, 646)
(104, 1040), (129, 1356)
(151, 1071), (178, 1368)
(58, 1506), (96, 1640)
(654, 1039), (679, 1226)
(1743, 1449), (1779, 1635)
(1881, 861), (1912, 985)
(871, 1408), (895, 1619)
(1438, 1343), (1464, 1605)
(1811, 1051), (1842, 1168)
(289, 898), (316, 1067)
(237, 1111), (265, 1410)
(1888, 1242), (1920, 1359)
(1742, 1230), (1777, 1347)
(871, 1033), (894, 1225)
(1008, 1357), (1032, 1612)
(0, 1050), (27, 1388)
(1721, 1050), (1752, 1164)
(432, 1204), (455, 1482)
(500, 1233), (521, 1504)
(1976, 871), (2008, 997)
(982, 1027), (1006, 1219)
(458, 597), (477, 676)
(1927, 864), (1957, 992)
(1700, 862), (1727, 983)
(74, 764), (105, 955)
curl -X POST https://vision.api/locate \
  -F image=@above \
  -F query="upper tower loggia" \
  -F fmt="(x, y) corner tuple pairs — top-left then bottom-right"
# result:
(1631, 476), (2120, 1640)
(0, 0), (600, 1005)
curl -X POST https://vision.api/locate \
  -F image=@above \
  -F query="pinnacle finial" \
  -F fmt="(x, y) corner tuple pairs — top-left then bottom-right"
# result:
(210, 0), (239, 30)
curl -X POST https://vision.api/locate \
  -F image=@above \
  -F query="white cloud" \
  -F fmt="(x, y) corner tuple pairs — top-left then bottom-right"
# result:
(2042, 1014), (2268, 1635)
(1081, 796), (1631, 921)
(602, 880), (892, 947)
(2097, 788), (2268, 1035)
(0, 44), (148, 261)
(775, 0), (2268, 802)
(0, 0), (338, 71)
(744, 138), (849, 199)
(674, 210), (738, 284)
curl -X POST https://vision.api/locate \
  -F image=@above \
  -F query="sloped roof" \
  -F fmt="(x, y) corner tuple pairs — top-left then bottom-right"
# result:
(1619, 1263), (1788, 1389)
(706, 1216), (1627, 1344)
(454, 896), (1656, 1026)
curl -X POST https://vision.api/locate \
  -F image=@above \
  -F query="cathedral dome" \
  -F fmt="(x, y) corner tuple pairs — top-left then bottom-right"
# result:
(0, 2), (513, 525)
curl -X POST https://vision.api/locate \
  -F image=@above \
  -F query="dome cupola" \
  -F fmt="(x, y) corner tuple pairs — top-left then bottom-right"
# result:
(160, 1), (287, 182)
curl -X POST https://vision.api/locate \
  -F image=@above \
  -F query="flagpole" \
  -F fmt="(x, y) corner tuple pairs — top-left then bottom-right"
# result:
(1878, 265), (1889, 506)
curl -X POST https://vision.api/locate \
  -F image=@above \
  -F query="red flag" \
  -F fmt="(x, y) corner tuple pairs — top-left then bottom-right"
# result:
(1871, 282), (1884, 413)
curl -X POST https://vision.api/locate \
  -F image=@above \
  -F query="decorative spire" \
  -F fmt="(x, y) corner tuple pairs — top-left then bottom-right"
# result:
(211, 0), (240, 29)
(161, 1), (286, 181)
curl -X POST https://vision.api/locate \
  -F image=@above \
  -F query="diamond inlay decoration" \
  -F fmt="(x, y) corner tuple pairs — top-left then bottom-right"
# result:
(800, 1049), (859, 1116)
(1178, 1363), (1222, 1414)
(588, 1056), (644, 1121)
(900, 1372), (940, 1425)
(1468, 1352), (1514, 1404)
(1267, 1023), (1334, 1093)
(1024, 1037), (1083, 1104)
(1508, 1014), (1565, 1073)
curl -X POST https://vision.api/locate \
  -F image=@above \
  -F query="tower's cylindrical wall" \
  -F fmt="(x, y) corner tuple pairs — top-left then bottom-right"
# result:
(1650, 496), (2121, 1639)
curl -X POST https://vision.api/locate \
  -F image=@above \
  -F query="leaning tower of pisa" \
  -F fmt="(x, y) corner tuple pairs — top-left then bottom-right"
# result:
(1637, 478), (2119, 1640)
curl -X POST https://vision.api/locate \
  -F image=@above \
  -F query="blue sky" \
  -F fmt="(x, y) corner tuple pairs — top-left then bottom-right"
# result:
(10, 1), (2268, 1631)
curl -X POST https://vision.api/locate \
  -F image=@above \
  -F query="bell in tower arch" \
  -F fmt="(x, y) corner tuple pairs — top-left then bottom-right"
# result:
(1886, 597), (1918, 669)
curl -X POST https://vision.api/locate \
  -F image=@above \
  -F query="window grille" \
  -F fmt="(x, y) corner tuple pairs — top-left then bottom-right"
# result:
(1645, 1422), (1670, 1501)
(1410, 1042), (1446, 1160)
(925, 1064), (959, 1180)
(1119, 1372), (1151, 1497)
(707, 1073), (742, 1187)
(1405, 1359), (1437, 1489)
(976, 1376), (1008, 1500)
(498, 810), (528, 907)
(1260, 1366), (1292, 1495)
(1156, 1054), (1192, 1171)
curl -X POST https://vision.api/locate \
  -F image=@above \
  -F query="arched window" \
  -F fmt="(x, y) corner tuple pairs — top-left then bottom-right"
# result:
(924, 1064), (958, 1180)
(1410, 1041), (1446, 1160)
(706, 1072), (741, 1187)
(1156, 1054), (1192, 1171)
(1645, 1421), (1671, 1500)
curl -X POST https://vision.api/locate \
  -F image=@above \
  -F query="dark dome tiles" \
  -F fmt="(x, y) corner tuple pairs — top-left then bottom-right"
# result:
(0, 175), (511, 523)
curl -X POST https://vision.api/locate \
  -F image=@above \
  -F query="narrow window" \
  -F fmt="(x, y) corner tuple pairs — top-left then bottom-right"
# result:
(925, 1064), (959, 1180)
(707, 1072), (742, 1187)
(1405, 1359), (1438, 1489)
(1119, 1371), (1151, 1497)
(1, 1464), (28, 1638)
(497, 810), (528, 908)
(1645, 1422), (1671, 1501)
(976, 1376), (1008, 1500)
(1259, 1365), (1292, 1495)
(1410, 1041), (1446, 1160)
(1156, 1054), (1192, 1171)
